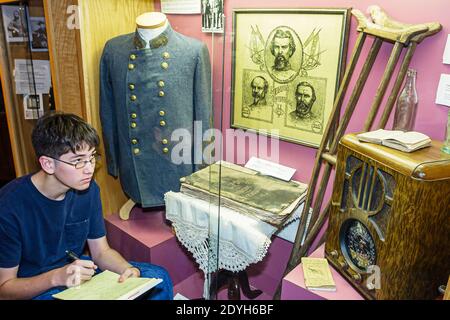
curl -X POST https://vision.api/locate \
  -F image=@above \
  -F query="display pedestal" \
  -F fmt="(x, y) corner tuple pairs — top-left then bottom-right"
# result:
(105, 207), (198, 286)
(105, 208), (294, 299)
(281, 244), (364, 300)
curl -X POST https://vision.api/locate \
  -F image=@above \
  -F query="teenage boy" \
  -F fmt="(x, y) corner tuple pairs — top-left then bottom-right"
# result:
(0, 113), (173, 300)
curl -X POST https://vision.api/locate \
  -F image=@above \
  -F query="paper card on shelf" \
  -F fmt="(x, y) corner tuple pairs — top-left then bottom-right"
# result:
(435, 74), (450, 107)
(160, 0), (201, 14)
(245, 157), (296, 181)
(443, 34), (450, 64)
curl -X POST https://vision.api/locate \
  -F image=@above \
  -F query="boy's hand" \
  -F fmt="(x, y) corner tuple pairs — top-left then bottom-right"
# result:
(118, 267), (140, 283)
(52, 260), (98, 288)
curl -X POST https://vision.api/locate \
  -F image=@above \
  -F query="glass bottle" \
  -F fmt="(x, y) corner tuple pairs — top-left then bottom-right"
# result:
(393, 68), (418, 131)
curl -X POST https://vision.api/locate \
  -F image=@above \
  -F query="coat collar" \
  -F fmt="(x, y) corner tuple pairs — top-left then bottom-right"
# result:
(133, 24), (173, 50)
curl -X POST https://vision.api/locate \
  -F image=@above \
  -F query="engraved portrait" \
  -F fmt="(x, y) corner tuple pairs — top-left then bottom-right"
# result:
(264, 27), (302, 84)
(241, 70), (273, 123)
(285, 77), (327, 134)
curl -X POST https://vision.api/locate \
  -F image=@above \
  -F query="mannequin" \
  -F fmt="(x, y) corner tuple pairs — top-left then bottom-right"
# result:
(119, 12), (168, 220)
(136, 12), (168, 47)
(100, 12), (212, 220)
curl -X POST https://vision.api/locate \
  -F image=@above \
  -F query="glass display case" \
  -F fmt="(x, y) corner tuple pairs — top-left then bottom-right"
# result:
(0, 0), (53, 176)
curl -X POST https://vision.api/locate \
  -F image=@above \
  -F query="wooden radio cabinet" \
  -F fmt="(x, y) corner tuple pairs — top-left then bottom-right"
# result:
(325, 134), (450, 300)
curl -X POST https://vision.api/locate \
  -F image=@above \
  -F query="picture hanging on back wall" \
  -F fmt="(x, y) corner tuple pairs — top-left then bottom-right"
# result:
(27, 16), (48, 52)
(202, 0), (224, 33)
(1, 5), (28, 43)
(231, 8), (351, 148)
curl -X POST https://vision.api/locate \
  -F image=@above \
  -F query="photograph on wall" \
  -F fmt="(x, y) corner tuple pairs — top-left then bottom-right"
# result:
(231, 9), (351, 147)
(202, 0), (224, 33)
(28, 16), (48, 51)
(1, 5), (28, 43)
(23, 93), (44, 119)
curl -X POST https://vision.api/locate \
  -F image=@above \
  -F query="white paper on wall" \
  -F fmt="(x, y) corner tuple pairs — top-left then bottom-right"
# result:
(14, 59), (51, 94)
(443, 34), (450, 64)
(435, 74), (450, 107)
(161, 0), (201, 14)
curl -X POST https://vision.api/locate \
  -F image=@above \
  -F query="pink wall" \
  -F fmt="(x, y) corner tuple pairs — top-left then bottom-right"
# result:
(160, 0), (450, 183)
(156, 0), (449, 268)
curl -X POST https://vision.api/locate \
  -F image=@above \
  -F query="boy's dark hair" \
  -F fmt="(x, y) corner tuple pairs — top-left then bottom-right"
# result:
(32, 112), (99, 158)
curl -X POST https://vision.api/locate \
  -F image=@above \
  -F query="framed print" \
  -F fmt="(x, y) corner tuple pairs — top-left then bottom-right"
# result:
(1, 5), (28, 43)
(231, 8), (351, 147)
(27, 16), (48, 52)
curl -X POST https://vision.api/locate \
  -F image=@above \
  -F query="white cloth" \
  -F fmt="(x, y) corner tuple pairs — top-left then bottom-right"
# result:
(164, 191), (303, 298)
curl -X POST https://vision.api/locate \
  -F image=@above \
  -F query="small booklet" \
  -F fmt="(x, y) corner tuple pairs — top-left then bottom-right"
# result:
(301, 257), (336, 292)
(52, 270), (162, 300)
(356, 129), (431, 152)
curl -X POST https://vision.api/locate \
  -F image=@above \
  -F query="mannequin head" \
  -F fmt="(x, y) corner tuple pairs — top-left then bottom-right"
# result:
(136, 12), (168, 44)
(136, 12), (167, 29)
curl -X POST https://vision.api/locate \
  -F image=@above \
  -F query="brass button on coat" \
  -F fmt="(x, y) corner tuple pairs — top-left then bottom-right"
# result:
(159, 110), (165, 116)
(163, 147), (169, 154)
(130, 54), (137, 60)
(131, 113), (137, 119)
(131, 122), (137, 128)
(161, 62), (169, 69)
(160, 120), (166, 127)
(131, 139), (138, 145)
(130, 95), (137, 101)
(162, 139), (168, 145)
(129, 84), (135, 90)
(162, 52), (170, 59)
(128, 64), (135, 70)
(159, 91), (165, 97)
(158, 80), (165, 88)
(133, 148), (140, 155)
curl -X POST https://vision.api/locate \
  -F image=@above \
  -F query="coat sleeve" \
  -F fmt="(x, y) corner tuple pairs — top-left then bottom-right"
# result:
(99, 43), (119, 178)
(193, 43), (213, 169)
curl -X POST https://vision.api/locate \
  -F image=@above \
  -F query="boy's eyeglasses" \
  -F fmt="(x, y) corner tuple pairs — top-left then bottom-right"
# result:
(46, 154), (101, 169)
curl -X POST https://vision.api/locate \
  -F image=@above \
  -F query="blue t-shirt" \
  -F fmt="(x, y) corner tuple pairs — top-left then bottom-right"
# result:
(0, 174), (106, 277)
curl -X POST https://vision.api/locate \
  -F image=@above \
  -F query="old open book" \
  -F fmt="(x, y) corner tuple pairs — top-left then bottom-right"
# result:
(179, 161), (308, 227)
(52, 270), (162, 300)
(356, 129), (431, 152)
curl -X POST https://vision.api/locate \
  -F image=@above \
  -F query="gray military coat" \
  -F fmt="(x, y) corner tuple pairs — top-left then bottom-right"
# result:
(100, 25), (212, 207)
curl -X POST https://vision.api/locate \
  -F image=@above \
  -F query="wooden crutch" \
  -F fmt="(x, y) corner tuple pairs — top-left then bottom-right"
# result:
(273, 6), (441, 299)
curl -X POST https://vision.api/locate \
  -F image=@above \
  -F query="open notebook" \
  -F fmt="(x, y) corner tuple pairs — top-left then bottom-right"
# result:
(356, 129), (431, 152)
(52, 270), (162, 300)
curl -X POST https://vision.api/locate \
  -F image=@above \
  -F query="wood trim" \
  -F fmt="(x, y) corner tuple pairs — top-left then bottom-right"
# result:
(444, 276), (450, 300)
(43, 0), (62, 112)
(43, 0), (84, 117)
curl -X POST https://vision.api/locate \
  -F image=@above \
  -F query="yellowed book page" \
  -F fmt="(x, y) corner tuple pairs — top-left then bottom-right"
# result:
(356, 129), (403, 144)
(387, 131), (430, 145)
(52, 270), (162, 300)
(301, 257), (336, 289)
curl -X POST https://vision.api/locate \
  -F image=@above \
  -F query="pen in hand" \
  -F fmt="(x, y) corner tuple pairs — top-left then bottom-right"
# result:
(65, 250), (97, 270)
(65, 250), (80, 261)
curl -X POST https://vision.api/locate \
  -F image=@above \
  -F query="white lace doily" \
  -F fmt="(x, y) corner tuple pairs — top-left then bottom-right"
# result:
(165, 191), (302, 298)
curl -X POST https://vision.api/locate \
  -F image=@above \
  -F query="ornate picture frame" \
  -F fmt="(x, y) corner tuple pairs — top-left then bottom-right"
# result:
(231, 8), (351, 147)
